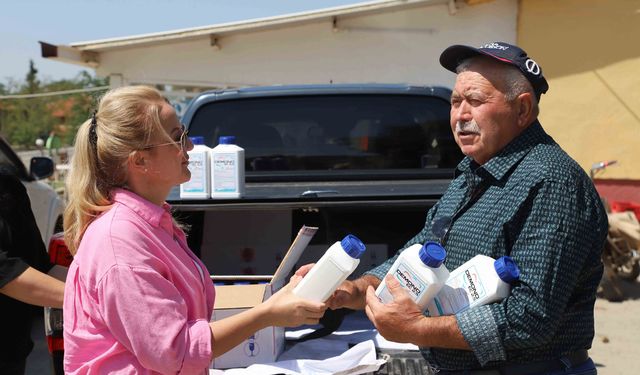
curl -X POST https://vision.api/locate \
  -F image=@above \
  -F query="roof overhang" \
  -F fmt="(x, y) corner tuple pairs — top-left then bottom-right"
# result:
(39, 41), (100, 68)
(40, 0), (454, 68)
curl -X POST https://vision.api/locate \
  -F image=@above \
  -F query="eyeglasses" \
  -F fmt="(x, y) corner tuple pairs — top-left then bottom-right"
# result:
(142, 125), (190, 153)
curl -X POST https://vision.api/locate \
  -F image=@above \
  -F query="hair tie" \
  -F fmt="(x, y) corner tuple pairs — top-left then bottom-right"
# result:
(89, 110), (98, 147)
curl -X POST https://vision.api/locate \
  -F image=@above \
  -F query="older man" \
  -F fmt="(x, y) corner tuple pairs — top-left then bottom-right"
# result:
(326, 42), (607, 374)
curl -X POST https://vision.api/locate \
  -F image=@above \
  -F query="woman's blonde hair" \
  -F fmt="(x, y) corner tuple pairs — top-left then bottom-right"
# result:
(63, 85), (167, 254)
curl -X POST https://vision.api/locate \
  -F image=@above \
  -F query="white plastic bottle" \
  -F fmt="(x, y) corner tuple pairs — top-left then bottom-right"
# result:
(375, 242), (449, 311)
(210, 136), (245, 199)
(180, 136), (211, 199)
(293, 234), (366, 302)
(426, 255), (520, 317)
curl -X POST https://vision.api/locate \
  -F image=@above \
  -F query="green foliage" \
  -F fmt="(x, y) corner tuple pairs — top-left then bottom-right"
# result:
(0, 60), (109, 148)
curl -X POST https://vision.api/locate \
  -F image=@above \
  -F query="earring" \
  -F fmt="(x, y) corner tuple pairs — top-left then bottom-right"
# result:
(144, 168), (148, 173)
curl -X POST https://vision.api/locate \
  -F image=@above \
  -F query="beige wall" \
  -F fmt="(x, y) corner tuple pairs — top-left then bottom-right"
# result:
(518, 0), (640, 179)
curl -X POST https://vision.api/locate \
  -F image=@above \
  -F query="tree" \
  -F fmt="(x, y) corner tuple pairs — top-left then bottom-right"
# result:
(26, 60), (40, 94)
(0, 61), (108, 148)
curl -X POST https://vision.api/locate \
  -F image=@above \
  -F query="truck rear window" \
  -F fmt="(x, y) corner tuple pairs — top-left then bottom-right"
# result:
(189, 95), (462, 173)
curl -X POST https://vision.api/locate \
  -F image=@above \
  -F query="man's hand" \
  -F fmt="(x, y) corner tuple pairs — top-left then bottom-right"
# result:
(364, 274), (426, 344)
(326, 274), (381, 310)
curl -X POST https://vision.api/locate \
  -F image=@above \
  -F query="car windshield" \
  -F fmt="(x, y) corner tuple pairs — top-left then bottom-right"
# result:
(189, 94), (462, 173)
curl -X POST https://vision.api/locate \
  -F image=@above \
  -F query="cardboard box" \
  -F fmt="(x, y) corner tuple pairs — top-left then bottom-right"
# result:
(210, 226), (317, 369)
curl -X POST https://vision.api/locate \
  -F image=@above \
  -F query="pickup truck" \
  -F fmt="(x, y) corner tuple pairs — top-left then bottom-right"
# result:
(168, 84), (462, 274)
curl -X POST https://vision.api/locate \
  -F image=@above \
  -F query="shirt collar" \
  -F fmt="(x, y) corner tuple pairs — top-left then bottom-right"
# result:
(111, 188), (173, 229)
(455, 120), (547, 182)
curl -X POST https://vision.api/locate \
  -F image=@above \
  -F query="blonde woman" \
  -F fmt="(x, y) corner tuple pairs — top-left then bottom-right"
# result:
(63, 86), (326, 374)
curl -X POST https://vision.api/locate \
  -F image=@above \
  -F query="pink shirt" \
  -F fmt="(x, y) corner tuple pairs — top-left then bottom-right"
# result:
(63, 189), (215, 374)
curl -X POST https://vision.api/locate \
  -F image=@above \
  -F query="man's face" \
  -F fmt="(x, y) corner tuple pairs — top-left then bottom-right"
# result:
(449, 59), (523, 165)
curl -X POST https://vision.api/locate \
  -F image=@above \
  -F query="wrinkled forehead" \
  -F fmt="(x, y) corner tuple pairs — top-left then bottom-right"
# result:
(455, 58), (512, 94)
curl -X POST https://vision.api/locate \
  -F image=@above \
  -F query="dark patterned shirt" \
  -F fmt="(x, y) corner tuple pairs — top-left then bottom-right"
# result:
(366, 121), (607, 370)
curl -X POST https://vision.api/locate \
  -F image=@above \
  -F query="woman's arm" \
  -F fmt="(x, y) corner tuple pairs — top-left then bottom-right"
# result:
(209, 274), (326, 358)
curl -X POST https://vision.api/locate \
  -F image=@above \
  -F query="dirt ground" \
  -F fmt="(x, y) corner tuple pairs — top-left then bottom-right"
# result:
(591, 275), (640, 375)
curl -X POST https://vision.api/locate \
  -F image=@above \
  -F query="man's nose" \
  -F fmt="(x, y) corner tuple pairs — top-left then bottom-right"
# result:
(452, 101), (472, 123)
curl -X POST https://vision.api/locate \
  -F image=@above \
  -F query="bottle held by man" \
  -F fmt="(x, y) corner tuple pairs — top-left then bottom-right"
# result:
(427, 255), (520, 316)
(375, 242), (449, 311)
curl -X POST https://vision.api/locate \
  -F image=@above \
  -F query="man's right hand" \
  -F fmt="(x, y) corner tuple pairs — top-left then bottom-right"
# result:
(326, 275), (381, 310)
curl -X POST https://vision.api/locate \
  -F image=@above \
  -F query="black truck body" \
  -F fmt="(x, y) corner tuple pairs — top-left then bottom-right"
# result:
(168, 83), (463, 278)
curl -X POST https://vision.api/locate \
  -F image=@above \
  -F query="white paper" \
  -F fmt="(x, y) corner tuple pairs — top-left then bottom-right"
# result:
(284, 310), (419, 351)
(209, 340), (386, 375)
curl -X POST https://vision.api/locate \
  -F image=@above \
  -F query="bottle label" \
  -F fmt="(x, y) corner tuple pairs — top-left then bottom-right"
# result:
(213, 153), (238, 192)
(459, 266), (486, 302)
(378, 263), (427, 303)
(182, 152), (207, 193)
(437, 265), (487, 314)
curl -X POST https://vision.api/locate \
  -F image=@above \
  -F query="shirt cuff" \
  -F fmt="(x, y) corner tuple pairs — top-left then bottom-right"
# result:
(456, 305), (506, 365)
(179, 319), (212, 373)
(0, 257), (29, 288)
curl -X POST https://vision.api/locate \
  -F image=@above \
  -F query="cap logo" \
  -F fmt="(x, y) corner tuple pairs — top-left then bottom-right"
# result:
(525, 58), (541, 76)
(480, 42), (508, 50)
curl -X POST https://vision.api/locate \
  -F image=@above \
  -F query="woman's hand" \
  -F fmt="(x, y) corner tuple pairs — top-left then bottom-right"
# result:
(261, 273), (327, 327)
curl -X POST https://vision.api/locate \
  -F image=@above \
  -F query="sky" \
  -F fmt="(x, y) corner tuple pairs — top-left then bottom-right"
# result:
(0, 0), (361, 85)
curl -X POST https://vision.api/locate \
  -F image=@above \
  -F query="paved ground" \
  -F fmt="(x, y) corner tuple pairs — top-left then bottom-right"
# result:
(26, 277), (640, 374)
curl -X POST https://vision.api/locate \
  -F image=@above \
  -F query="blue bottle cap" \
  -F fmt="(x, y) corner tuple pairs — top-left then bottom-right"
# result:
(340, 234), (366, 259)
(418, 242), (446, 268)
(190, 136), (204, 145)
(494, 256), (520, 283)
(219, 136), (236, 145)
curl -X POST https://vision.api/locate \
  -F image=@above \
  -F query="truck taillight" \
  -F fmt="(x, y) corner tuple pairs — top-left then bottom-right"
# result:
(48, 232), (72, 267)
(45, 307), (64, 353)
(46, 232), (70, 374)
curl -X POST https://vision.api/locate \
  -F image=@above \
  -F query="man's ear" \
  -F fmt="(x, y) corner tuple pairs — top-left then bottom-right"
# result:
(516, 92), (534, 128)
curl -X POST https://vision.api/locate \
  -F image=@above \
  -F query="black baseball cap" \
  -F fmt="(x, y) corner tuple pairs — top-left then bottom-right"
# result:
(439, 41), (549, 100)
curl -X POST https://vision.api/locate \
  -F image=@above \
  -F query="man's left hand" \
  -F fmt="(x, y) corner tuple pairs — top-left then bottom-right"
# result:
(364, 274), (426, 344)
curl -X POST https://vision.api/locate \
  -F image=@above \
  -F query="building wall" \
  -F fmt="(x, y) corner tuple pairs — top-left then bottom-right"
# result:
(518, 0), (640, 181)
(97, 0), (517, 90)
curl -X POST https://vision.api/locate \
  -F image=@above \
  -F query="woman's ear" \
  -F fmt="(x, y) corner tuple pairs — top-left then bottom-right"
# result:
(128, 151), (148, 174)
